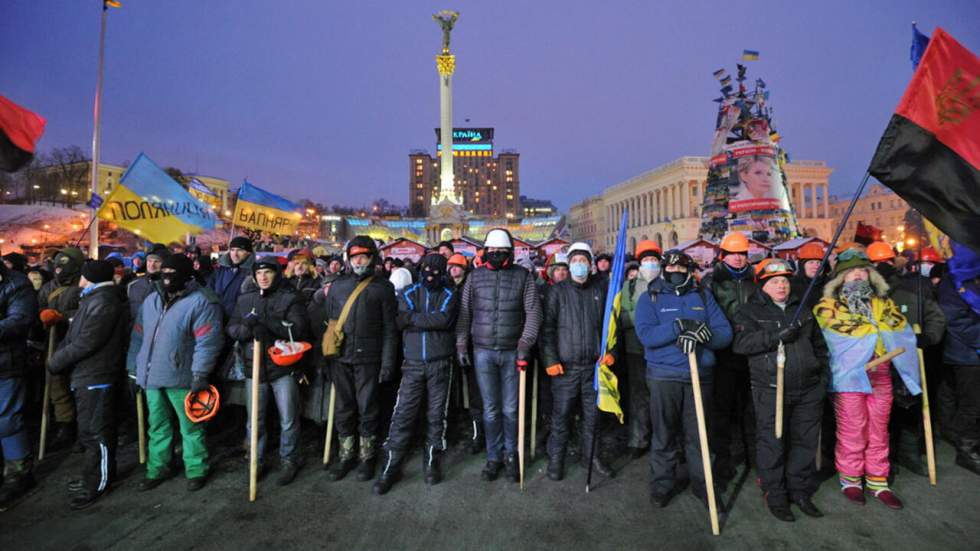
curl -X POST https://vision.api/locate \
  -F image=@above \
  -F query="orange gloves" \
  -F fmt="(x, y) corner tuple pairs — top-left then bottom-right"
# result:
(600, 354), (615, 367)
(40, 309), (65, 328)
(546, 364), (564, 376)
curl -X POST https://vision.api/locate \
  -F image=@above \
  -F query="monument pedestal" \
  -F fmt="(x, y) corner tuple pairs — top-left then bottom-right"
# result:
(425, 199), (469, 245)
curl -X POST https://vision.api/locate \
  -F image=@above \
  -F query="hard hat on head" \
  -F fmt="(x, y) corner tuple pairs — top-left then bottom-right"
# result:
(918, 246), (943, 263)
(755, 258), (794, 282)
(448, 254), (468, 268)
(663, 250), (694, 270)
(866, 241), (896, 263)
(834, 241), (864, 254)
(635, 240), (662, 261)
(797, 242), (826, 261)
(484, 228), (513, 249)
(566, 242), (593, 263)
(720, 232), (749, 254)
(546, 252), (568, 268)
(347, 235), (377, 257)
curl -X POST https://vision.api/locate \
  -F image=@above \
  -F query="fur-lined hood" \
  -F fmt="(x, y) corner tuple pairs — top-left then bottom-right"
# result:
(823, 267), (889, 299)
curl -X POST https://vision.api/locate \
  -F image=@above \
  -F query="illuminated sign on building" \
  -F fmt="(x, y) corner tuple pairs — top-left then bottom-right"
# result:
(434, 127), (494, 145)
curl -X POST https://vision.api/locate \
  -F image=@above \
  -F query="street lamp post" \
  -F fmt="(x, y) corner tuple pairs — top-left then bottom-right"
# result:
(88, 2), (111, 259)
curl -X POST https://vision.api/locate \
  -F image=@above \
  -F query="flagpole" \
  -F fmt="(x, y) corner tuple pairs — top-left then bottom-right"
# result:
(88, 1), (110, 260)
(788, 171), (871, 326)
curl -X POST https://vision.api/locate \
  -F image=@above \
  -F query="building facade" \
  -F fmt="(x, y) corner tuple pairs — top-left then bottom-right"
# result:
(569, 156), (835, 254)
(829, 182), (909, 245)
(409, 127), (520, 219)
(520, 195), (556, 218)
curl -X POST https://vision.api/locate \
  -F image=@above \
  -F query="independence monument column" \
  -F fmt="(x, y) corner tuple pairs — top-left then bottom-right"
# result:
(433, 10), (461, 205)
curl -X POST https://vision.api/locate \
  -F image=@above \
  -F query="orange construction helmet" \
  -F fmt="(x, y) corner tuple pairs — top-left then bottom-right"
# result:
(918, 246), (944, 263)
(754, 258), (794, 282)
(635, 240), (662, 260)
(834, 241), (864, 254)
(720, 232), (750, 254)
(866, 241), (896, 263)
(797, 242), (825, 261)
(269, 341), (313, 367)
(448, 254), (468, 268)
(184, 385), (221, 423)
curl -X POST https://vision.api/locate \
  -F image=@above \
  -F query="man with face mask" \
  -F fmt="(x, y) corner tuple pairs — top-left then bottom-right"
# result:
(541, 242), (614, 481)
(635, 251), (732, 510)
(127, 244), (170, 327)
(534, 251), (570, 453)
(701, 232), (758, 484)
(208, 236), (256, 318)
(868, 241), (946, 477)
(374, 254), (460, 494)
(320, 236), (398, 482)
(456, 228), (541, 483)
(621, 240), (662, 457)
(226, 256), (309, 486)
(37, 246), (86, 452)
(127, 254), (224, 492)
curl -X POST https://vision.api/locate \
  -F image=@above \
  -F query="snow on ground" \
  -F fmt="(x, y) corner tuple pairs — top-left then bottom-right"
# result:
(0, 204), (91, 252)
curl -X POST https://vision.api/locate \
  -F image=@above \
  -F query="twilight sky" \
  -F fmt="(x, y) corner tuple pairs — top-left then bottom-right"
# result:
(2, 0), (978, 211)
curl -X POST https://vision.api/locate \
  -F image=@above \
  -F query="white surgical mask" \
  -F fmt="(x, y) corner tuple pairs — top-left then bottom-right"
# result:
(639, 260), (661, 280)
(569, 263), (589, 280)
(919, 262), (934, 277)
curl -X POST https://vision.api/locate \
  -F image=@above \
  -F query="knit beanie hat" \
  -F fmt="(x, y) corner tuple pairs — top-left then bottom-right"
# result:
(82, 259), (115, 284)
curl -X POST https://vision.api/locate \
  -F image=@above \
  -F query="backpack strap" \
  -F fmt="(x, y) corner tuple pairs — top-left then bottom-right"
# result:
(337, 276), (373, 329)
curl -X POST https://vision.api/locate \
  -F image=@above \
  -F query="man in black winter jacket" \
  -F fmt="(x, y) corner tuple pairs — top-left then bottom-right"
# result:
(321, 236), (398, 482)
(456, 228), (542, 483)
(374, 254), (459, 495)
(47, 260), (127, 510)
(540, 243), (614, 481)
(733, 259), (829, 522)
(227, 256), (309, 486)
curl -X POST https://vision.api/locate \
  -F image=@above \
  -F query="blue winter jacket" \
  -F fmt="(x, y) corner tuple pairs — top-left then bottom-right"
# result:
(634, 278), (733, 382)
(938, 275), (980, 367)
(127, 282), (225, 389)
(207, 253), (255, 317)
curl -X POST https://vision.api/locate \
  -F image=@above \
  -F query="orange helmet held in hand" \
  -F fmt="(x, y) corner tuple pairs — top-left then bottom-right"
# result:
(269, 341), (313, 367)
(185, 385), (221, 423)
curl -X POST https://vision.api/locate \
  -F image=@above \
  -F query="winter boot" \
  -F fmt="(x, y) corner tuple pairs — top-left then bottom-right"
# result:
(327, 436), (357, 481)
(583, 455), (615, 478)
(547, 453), (565, 481)
(0, 459), (36, 507)
(423, 446), (443, 485)
(48, 422), (76, 453)
(468, 418), (485, 455)
(481, 460), (503, 481)
(276, 458), (301, 486)
(356, 436), (377, 482)
(504, 453), (519, 483)
(373, 449), (403, 495)
(955, 438), (980, 476)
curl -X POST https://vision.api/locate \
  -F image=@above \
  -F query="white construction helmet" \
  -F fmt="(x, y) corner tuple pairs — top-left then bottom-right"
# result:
(484, 228), (513, 249)
(567, 242), (593, 263)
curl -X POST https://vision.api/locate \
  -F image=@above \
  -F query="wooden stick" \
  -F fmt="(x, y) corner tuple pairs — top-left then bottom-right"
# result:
(322, 382), (336, 465)
(530, 363), (539, 461)
(136, 389), (147, 464)
(461, 368), (470, 410)
(518, 368), (527, 491)
(38, 327), (56, 462)
(917, 346), (937, 486)
(249, 339), (261, 502)
(775, 341), (785, 439)
(864, 347), (905, 372)
(816, 427), (823, 471)
(688, 352), (720, 536)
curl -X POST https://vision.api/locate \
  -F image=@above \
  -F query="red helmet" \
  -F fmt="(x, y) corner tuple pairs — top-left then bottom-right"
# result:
(184, 385), (221, 423)
(269, 341), (313, 367)
(797, 242), (825, 261)
(918, 246), (943, 263)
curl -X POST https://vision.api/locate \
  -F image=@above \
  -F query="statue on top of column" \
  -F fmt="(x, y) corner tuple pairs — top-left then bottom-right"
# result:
(433, 10), (459, 54)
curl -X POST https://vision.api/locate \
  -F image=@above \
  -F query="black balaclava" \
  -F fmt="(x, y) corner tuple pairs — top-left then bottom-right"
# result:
(161, 254), (195, 296)
(53, 247), (85, 286)
(421, 253), (448, 291)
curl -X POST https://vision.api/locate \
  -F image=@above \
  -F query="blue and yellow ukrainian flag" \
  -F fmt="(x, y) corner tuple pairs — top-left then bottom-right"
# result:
(594, 209), (628, 423)
(742, 49), (760, 61)
(233, 181), (303, 235)
(97, 153), (216, 244)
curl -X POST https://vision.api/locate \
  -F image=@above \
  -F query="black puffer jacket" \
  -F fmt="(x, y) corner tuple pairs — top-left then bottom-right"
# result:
(703, 262), (757, 368)
(790, 272), (827, 311)
(227, 283), (309, 382)
(732, 289), (829, 392)
(0, 266), (39, 378)
(541, 275), (607, 368)
(323, 272), (398, 370)
(48, 284), (127, 387)
(456, 264), (541, 353)
(397, 282), (459, 363)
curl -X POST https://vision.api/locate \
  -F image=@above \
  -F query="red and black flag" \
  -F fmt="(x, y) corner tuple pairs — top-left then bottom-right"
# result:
(854, 221), (883, 246)
(869, 28), (980, 252)
(0, 95), (46, 173)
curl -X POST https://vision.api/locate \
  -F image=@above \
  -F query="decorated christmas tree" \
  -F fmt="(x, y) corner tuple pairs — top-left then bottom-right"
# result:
(698, 58), (801, 244)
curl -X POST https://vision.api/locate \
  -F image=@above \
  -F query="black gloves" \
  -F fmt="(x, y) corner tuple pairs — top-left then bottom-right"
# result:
(396, 311), (413, 329)
(915, 334), (930, 349)
(676, 331), (698, 354)
(776, 320), (803, 344)
(676, 318), (712, 343)
(379, 366), (397, 383)
(457, 347), (472, 368)
(190, 374), (209, 393)
(252, 323), (272, 343)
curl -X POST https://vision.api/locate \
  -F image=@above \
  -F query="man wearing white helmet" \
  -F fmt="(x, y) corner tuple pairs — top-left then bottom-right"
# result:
(456, 228), (542, 483)
(540, 242), (615, 480)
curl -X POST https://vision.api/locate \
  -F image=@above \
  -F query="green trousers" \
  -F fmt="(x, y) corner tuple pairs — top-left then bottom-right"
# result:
(145, 388), (208, 479)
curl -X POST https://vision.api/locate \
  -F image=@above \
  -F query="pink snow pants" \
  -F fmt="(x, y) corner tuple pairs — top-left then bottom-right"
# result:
(833, 363), (894, 478)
